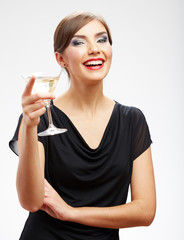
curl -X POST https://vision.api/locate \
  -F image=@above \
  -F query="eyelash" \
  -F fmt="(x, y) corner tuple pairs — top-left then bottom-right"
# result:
(71, 36), (108, 46)
(71, 40), (85, 46)
(97, 36), (108, 43)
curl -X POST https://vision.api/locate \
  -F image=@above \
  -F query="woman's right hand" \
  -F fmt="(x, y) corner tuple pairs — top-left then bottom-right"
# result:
(21, 76), (55, 128)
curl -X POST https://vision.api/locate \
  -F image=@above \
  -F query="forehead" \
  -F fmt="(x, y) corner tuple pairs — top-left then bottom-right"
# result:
(74, 19), (107, 36)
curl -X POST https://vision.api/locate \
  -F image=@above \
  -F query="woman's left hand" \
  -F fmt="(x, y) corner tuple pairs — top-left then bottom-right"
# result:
(40, 179), (73, 221)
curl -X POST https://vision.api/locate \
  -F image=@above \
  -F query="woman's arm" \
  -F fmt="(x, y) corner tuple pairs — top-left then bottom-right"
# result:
(41, 146), (156, 228)
(17, 77), (55, 212)
(71, 146), (156, 228)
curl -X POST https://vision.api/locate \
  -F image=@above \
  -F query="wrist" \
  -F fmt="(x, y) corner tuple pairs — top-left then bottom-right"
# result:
(22, 117), (38, 132)
(66, 206), (80, 223)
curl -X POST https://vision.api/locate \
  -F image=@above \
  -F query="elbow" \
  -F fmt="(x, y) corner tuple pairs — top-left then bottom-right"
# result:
(143, 206), (156, 226)
(20, 201), (43, 213)
(18, 195), (44, 213)
(144, 211), (156, 226)
(30, 207), (42, 213)
(136, 200), (156, 227)
(16, 182), (44, 212)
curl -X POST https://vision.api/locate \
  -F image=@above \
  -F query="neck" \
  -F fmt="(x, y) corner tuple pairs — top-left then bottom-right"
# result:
(66, 79), (105, 115)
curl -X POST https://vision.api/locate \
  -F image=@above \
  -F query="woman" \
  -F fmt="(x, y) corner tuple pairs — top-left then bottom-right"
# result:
(10, 12), (156, 240)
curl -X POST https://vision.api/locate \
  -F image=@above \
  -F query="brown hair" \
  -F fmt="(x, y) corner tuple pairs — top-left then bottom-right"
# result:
(54, 11), (112, 54)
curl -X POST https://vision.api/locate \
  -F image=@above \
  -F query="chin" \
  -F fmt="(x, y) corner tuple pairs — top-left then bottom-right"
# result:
(85, 75), (106, 84)
(84, 69), (109, 82)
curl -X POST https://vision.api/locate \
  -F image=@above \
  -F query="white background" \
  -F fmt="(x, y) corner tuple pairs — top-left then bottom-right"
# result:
(0, 0), (183, 239)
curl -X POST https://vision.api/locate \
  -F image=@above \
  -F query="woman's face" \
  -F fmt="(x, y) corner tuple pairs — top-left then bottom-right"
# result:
(57, 20), (112, 84)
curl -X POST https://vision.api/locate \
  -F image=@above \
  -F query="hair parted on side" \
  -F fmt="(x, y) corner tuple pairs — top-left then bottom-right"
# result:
(54, 11), (112, 54)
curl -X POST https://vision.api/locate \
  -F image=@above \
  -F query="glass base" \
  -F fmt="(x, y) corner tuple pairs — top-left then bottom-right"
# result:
(38, 124), (67, 137)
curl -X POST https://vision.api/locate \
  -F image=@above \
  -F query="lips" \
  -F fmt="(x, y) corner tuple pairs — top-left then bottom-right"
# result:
(83, 58), (105, 70)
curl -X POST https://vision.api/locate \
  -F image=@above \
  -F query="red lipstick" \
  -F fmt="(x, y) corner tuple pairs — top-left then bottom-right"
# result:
(83, 58), (105, 70)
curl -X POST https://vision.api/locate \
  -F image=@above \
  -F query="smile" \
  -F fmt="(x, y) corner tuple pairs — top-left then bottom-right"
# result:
(83, 58), (105, 70)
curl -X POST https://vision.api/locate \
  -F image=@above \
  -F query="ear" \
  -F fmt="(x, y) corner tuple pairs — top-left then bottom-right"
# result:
(55, 52), (67, 67)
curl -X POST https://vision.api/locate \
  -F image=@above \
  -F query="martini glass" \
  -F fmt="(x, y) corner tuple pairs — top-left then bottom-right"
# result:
(23, 71), (67, 136)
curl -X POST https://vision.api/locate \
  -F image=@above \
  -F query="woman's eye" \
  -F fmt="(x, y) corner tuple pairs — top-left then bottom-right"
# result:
(97, 36), (108, 43)
(71, 40), (85, 46)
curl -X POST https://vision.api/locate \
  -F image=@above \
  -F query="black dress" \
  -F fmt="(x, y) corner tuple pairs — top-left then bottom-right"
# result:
(9, 101), (152, 240)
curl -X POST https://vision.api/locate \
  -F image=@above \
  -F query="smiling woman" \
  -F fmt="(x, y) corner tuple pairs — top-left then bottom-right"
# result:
(55, 19), (112, 83)
(9, 11), (156, 240)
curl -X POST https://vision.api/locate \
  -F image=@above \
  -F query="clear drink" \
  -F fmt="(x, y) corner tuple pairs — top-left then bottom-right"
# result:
(25, 76), (59, 93)
(23, 71), (67, 136)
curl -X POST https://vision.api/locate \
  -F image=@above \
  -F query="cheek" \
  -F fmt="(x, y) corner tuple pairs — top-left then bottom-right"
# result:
(65, 48), (84, 67)
(107, 46), (112, 59)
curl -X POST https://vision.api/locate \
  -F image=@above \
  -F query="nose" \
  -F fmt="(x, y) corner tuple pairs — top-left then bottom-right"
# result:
(88, 42), (100, 55)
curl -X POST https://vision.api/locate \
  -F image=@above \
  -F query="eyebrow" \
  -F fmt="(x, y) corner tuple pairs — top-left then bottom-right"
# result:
(72, 31), (108, 39)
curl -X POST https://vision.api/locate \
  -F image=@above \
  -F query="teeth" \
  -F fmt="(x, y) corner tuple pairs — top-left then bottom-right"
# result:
(85, 60), (103, 66)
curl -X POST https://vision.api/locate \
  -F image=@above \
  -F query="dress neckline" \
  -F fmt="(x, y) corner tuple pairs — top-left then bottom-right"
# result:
(52, 101), (117, 151)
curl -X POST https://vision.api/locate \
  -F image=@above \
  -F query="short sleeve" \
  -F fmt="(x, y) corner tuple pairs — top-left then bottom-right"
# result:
(9, 113), (48, 156)
(131, 107), (152, 161)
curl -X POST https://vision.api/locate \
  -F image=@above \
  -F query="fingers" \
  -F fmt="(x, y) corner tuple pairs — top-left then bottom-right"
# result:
(44, 179), (56, 198)
(23, 105), (46, 123)
(22, 76), (36, 97)
(43, 180), (59, 203)
(40, 204), (47, 211)
(22, 92), (55, 107)
(44, 179), (53, 195)
(22, 75), (56, 101)
(23, 100), (45, 114)
(21, 83), (56, 128)
(44, 179), (51, 188)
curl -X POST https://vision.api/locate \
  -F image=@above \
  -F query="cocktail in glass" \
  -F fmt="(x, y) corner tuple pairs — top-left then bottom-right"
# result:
(23, 72), (67, 136)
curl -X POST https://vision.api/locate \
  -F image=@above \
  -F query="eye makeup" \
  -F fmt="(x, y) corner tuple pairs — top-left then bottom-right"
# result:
(70, 32), (109, 46)
(71, 38), (85, 46)
(97, 34), (109, 43)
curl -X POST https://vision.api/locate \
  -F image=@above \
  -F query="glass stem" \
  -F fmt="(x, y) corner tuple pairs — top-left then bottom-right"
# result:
(45, 100), (54, 127)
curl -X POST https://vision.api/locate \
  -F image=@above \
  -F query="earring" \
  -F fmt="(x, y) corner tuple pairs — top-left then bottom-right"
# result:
(63, 63), (67, 67)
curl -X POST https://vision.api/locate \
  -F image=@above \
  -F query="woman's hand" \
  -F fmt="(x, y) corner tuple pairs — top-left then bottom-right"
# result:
(41, 179), (73, 221)
(21, 76), (55, 128)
